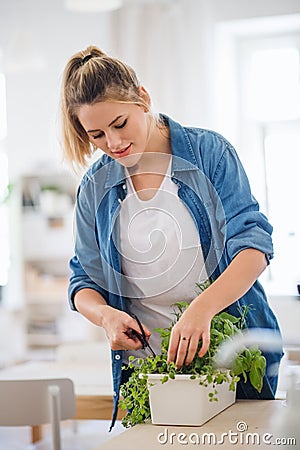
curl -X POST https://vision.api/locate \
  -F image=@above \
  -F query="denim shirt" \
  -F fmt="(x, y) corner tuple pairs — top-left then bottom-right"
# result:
(68, 115), (283, 429)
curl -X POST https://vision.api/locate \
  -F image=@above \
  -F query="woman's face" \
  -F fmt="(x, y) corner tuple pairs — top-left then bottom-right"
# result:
(77, 99), (150, 167)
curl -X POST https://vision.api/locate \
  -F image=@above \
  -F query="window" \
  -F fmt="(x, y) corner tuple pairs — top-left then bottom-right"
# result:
(0, 73), (7, 141)
(264, 127), (300, 290)
(239, 37), (300, 295)
(246, 47), (300, 122)
(0, 152), (9, 287)
(0, 72), (8, 289)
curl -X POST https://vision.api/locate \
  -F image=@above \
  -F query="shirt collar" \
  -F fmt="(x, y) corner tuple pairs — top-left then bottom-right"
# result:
(104, 114), (198, 189)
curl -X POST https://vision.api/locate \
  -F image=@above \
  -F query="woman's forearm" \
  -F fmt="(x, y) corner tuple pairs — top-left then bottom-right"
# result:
(194, 248), (267, 315)
(74, 288), (112, 328)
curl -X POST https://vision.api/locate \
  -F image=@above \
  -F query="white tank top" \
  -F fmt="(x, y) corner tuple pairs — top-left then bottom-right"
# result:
(119, 162), (208, 361)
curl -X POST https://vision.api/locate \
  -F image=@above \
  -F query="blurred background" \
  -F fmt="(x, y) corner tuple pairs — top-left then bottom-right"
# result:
(0, 0), (300, 366)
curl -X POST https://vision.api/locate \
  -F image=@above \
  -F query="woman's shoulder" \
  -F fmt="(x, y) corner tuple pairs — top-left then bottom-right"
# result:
(176, 124), (247, 188)
(178, 125), (238, 179)
(183, 125), (235, 155)
(166, 115), (234, 163)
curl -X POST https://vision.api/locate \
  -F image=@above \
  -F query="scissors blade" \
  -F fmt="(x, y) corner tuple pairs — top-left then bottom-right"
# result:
(130, 313), (156, 357)
(145, 341), (156, 357)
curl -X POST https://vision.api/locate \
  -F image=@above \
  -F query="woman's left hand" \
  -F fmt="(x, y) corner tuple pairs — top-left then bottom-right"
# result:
(167, 298), (214, 368)
(167, 250), (268, 368)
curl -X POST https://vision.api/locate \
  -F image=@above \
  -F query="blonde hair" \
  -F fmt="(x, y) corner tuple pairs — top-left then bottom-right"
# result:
(60, 45), (155, 169)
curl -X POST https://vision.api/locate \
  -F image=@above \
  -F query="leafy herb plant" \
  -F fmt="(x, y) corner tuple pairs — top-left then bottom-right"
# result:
(119, 280), (266, 428)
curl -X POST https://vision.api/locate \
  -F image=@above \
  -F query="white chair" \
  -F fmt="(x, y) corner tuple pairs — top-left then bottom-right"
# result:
(0, 378), (76, 450)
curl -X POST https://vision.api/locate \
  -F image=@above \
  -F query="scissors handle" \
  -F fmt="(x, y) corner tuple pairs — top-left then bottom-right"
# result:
(127, 314), (156, 357)
(125, 328), (146, 349)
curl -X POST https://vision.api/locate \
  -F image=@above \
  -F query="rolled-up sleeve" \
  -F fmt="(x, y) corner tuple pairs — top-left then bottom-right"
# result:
(211, 142), (273, 264)
(68, 181), (108, 311)
(68, 255), (108, 310)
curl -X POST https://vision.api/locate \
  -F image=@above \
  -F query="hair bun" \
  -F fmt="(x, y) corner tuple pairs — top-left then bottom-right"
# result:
(84, 45), (106, 58)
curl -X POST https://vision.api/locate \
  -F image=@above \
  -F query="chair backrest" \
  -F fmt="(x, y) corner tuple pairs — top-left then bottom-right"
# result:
(0, 378), (75, 426)
(0, 378), (76, 450)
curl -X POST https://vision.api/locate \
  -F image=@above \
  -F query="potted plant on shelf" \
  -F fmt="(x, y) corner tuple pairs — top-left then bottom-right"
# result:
(119, 280), (266, 428)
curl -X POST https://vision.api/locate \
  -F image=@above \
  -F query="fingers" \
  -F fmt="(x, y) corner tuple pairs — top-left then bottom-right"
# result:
(167, 327), (194, 368)
(138, 322), (151, 339)
(126, 316), (151, 338)
(198, 331), (210, 358)
(110, 330), (142, 351)
(167, 331), (180, 365)
(184, 335), (201, 366)
(167, 327), (211, 369)
(109, 313), (151, 351)
(168, 333), (195, 368)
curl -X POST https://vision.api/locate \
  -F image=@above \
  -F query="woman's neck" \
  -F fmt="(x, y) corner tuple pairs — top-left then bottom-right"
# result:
(129, 121), (171, 176)
(144, 116), (171, 155)
(127, 119), (172, 199)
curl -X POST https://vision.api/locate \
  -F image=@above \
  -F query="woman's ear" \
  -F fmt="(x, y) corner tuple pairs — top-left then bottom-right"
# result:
(138, 86), (151, 111)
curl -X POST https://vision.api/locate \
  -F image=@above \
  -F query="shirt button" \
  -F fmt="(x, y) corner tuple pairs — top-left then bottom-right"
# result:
(115, 354), (121, 360)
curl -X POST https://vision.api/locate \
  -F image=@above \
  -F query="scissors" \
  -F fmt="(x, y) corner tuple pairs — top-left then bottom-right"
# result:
(126, 313), (156, 357)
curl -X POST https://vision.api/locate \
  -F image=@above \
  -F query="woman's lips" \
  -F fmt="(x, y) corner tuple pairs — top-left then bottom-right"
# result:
(113, 144), (131, 158)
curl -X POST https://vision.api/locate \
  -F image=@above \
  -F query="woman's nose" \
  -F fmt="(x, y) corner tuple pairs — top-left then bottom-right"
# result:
(106, 131), (122, 151)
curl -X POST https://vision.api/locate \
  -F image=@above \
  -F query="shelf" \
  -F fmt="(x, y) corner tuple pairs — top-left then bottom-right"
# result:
(22, 211), (74, 267)
(25, 266), (69, 305)
(27, 333), (61, 347)
(19, 172), (78, 350)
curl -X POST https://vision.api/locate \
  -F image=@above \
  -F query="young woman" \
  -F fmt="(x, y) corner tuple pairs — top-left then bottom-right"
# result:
(60, 46), (283, 429)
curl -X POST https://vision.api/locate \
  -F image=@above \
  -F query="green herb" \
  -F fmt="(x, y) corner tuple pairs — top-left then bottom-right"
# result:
(119, 280), (266, 428)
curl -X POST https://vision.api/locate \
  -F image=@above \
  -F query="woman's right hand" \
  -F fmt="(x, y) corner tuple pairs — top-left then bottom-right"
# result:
(100, 305), (151, 351)
(74, 288), (150, 351)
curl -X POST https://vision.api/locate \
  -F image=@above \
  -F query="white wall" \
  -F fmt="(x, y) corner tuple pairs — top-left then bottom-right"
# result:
(1, 0), (299, 179)
(211, 0), (300, 22)
(110, 0), (300, 129)
(0, 0), (114, 179)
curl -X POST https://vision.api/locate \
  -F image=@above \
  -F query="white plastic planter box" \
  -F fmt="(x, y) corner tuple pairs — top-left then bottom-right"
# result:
(145, 374), (236, 426)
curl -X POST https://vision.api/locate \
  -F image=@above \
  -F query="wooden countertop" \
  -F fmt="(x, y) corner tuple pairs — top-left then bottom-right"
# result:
(94, 400), (288, 450)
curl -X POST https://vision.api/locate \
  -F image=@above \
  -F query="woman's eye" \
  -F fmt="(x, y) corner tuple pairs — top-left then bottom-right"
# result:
(92, 132), (104, 140)
(91, 118), (127, 139)
(115, 119), (127, 129)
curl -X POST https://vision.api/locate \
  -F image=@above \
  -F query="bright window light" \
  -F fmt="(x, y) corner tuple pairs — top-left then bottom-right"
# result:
(264, 130), (300, 293)
(0, 152), (9, 286)
(0, 152), (9, 203)
(247, 48), (300, 122)
(0, 73), (7, 141)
